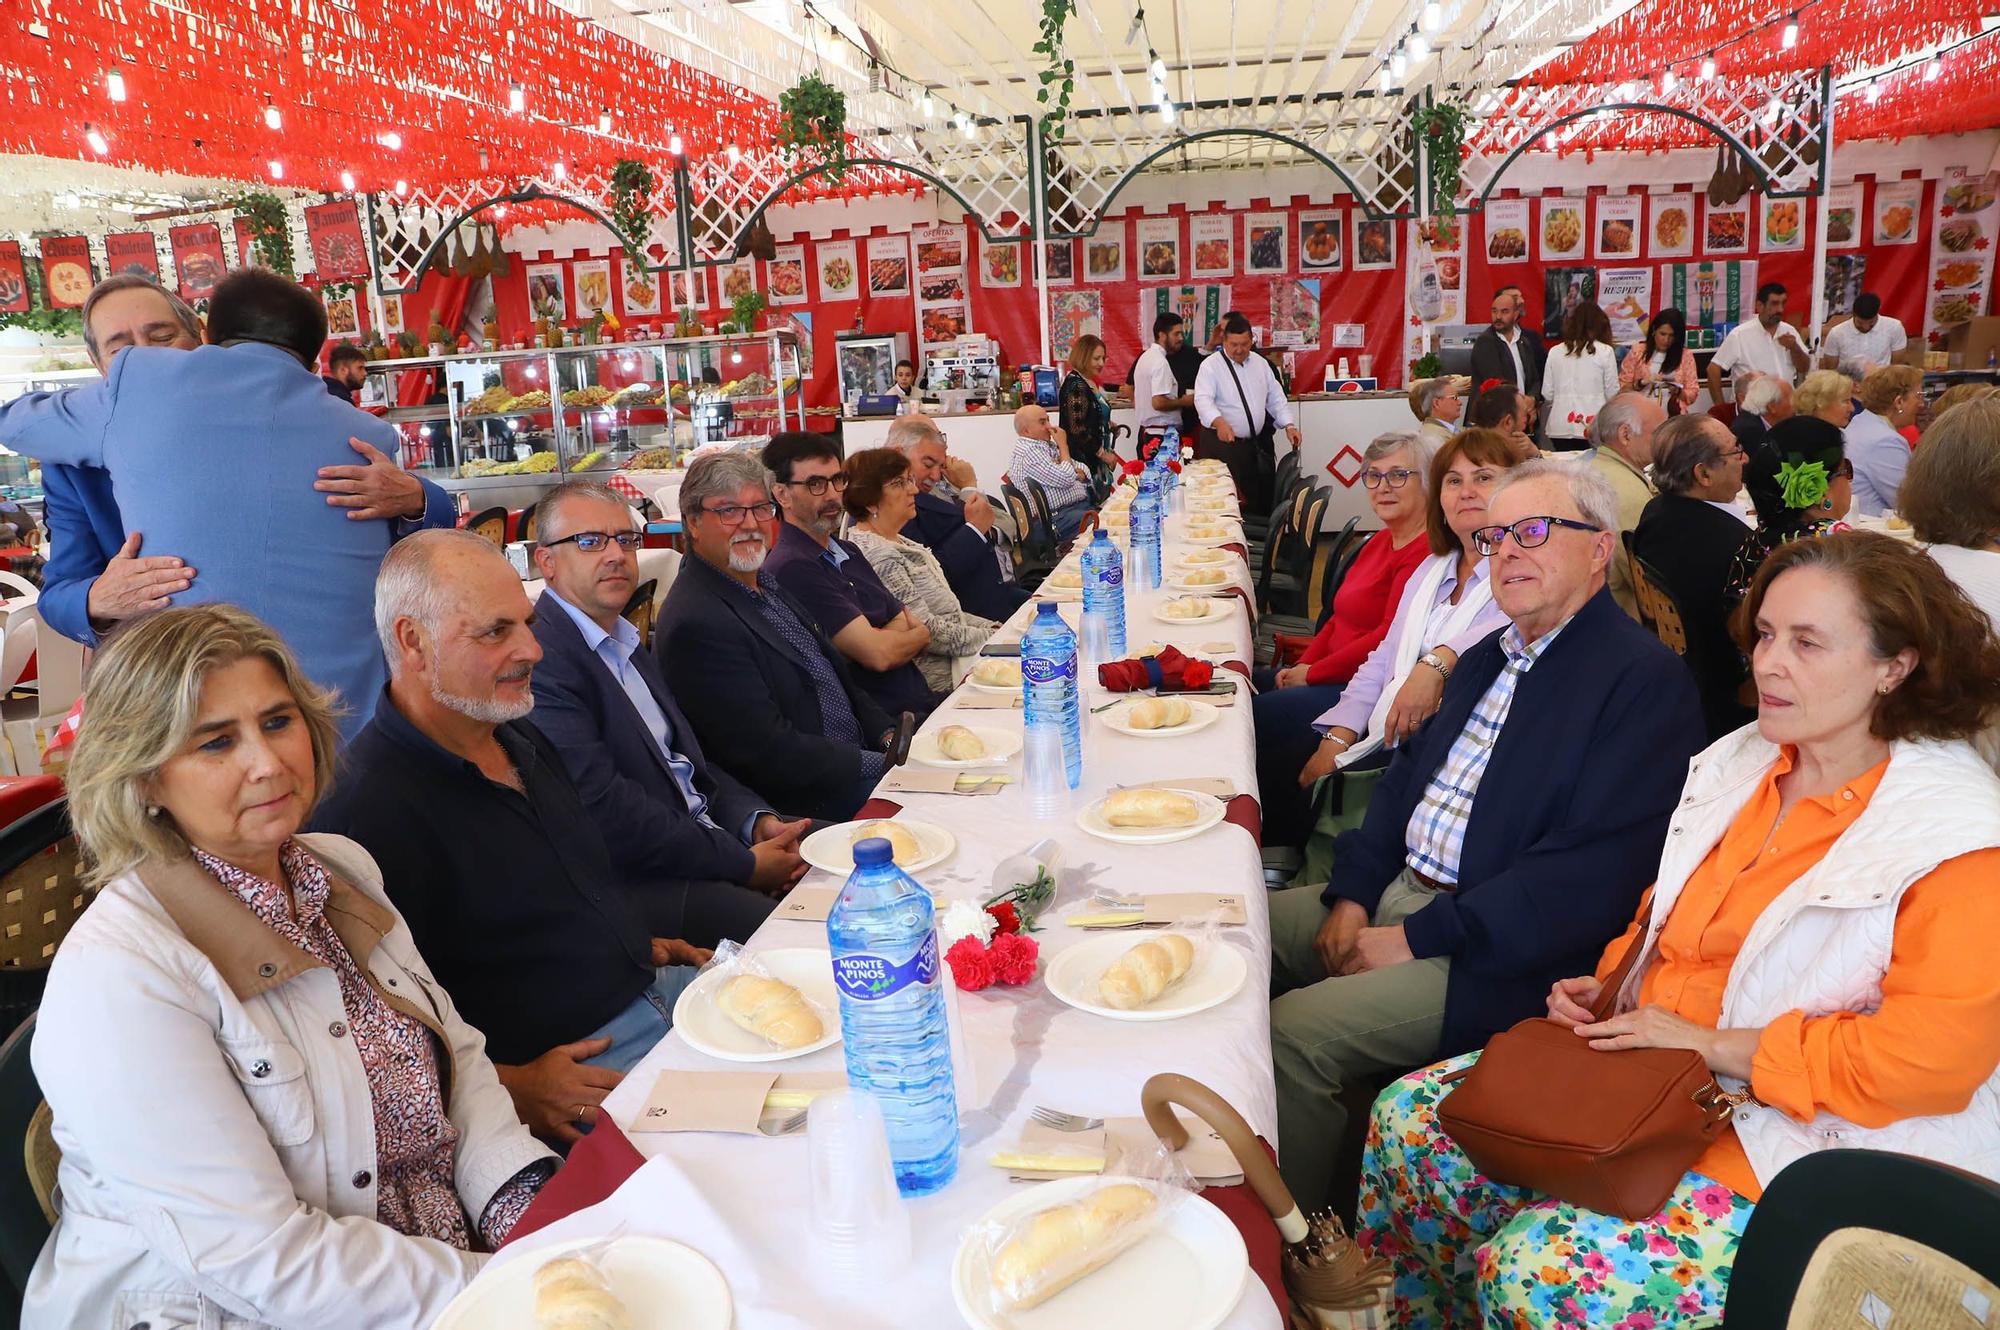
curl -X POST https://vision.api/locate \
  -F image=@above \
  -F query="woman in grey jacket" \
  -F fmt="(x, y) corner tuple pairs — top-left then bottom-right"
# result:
(26, 605), (556, 1329)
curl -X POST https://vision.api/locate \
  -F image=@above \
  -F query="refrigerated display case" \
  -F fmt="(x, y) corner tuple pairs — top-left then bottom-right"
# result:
(362, 329), (803, 510)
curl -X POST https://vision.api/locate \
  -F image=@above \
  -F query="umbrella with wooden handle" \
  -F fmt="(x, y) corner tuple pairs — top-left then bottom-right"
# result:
(1139, 1073), (1391, 1328)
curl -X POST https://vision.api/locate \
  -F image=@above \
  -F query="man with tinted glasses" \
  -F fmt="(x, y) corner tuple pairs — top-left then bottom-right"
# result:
(1264, 459), (1702, 1212)
(656, 451), (901, 821)
(528, 482), (807, 947)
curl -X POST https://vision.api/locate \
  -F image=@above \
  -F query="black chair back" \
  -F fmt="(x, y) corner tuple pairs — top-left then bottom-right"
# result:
(1313, 516), (1365, 629)
(0, 1013), (47, 1297)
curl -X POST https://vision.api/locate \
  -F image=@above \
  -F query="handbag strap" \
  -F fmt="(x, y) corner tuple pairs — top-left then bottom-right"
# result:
(1589, 907), (1652, 1022)
(1218, 353), (1266, 436)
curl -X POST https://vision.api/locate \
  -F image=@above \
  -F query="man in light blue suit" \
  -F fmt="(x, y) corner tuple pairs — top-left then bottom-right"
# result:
(0, 269), (454, 740)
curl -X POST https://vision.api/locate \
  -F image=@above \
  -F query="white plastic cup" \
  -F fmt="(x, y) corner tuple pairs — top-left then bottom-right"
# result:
(807, 1090), (913, 1289)
(1022, 723), (1065, 819)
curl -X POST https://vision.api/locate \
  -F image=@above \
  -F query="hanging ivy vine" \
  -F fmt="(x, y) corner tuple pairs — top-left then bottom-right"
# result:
(1414, 102), (1469, 218)
(608, 158), (657, 256)
(776, 72), (849, 183)
(231, 190), (296, 275)
(1034, 0), (1079, 143)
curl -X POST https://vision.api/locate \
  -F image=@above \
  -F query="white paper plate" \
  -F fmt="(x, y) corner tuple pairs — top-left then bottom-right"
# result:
(1166, 571), (1236, 593)
(951, 1177), (1247, 1330)
(801, 816), (956, 876)
(434, 1235), (733, 1330)
(1098, 697), (1221, 739)
(1075, 788), (1229, 845)
(671, 947), (842, 1063)
(1151, 597), (1234, 626)
(1042, 930), (1251, 1021)
(910, 725), (1023, 768)
(1177, 531), (1241, 549)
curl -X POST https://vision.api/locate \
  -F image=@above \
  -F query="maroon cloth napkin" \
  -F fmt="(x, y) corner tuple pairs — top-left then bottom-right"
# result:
(1223, 794), (1263, 847)
(1221, 542), (1248, 561)
(855, 796), (905, 821)
(502, 1118), (647, 1246)
(1203, 1136), (1287, 1315)
(1097, 645), (1215, 692)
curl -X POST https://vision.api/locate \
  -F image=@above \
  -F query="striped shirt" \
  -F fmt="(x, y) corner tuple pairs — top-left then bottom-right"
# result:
(1008, 435), (1090, 508)
(1404, 619), (1568, 884)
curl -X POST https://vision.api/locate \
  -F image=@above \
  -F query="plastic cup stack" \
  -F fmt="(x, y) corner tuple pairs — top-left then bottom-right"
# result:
(807, 1090), (914, 1290)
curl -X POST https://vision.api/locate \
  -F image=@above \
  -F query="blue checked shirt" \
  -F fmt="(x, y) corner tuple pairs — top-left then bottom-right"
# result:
(1403, 619), (1569, 884)
(1008, 435), (1091, 508)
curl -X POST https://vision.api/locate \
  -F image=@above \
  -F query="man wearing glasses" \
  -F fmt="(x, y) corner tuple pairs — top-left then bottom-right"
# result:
(763, 432), (941, 718)
(527, 482), (810, 947)
(656, 450), (902, 822)
(1264, 459), (1703, 1213)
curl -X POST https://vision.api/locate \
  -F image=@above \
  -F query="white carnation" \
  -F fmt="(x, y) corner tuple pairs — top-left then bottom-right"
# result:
(938, 899), (998, 950)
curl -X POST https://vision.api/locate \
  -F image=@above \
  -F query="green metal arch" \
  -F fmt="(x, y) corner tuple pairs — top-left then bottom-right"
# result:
(712, 155), (1029, 260)
(367, 185), (669, 298)
(1473, 98), (1830, 206)
(1069, 126), (1412, 235)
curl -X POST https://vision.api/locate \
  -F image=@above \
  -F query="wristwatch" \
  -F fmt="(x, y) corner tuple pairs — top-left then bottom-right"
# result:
(1418, 650), (1452, 681)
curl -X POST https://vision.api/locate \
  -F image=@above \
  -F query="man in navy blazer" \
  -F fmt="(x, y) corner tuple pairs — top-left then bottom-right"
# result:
(883, 416), (1027, 622)
(526, 482), (808, 947)
(1266, 459), (1704, 1211)
(35, 274), (454, 649)
(655, 451), (901, 822)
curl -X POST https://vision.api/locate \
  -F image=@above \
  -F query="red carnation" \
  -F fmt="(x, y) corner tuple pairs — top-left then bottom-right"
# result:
(991, 932), (1040, 985)
(945, 935), (997, 991)
(986, 900), (1022, 935)
(1183, 659), (1214, 688)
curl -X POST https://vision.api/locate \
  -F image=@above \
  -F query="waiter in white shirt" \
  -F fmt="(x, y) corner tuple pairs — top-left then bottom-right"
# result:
(1706, 280), (1810, 405)
(1194, 312), (1300, 512)
(1817, 292), (1908, 376)
(1133, 311), (1196, 460)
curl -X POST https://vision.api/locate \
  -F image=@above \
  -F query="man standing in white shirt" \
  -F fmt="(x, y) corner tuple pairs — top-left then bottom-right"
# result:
(1706, 281), (1810, 405)
(1818, 293), (1909, 377)
(1194, 312), (1300, 512)
(1133, 311), (1195, 460)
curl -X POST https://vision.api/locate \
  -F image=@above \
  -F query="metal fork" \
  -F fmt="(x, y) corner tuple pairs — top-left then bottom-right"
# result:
(758, 1107), (809, 1137)
(1029, 1105), (1105, 1133)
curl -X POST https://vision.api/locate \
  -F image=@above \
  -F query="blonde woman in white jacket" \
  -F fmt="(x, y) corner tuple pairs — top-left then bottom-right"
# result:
(1361, 531), (2000, 1330)
(1542, 300), (1622, 450)
(26, 606), (557, 1329)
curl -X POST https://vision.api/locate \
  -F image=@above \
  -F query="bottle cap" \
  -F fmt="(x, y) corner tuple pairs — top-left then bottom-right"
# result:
(852, 837), (895, 866)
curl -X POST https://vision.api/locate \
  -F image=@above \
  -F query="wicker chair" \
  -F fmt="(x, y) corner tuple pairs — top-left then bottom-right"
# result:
(1622, 531), (1689, 657)
(0, 797), (84, 1034)
(620, 579), (658, 650)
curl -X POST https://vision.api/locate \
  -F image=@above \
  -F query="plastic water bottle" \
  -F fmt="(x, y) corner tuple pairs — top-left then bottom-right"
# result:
(1131, 476), (1164, 591)
(827, 839), (959, 1198)
(1022, 602), (1083, 796)
(1079, 528), (1127, 661)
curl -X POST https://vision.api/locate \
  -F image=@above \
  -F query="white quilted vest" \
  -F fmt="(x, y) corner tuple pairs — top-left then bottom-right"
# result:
(1613, 726), (2000, 1190)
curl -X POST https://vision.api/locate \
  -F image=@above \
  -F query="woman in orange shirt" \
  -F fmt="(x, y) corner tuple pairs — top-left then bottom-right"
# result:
(1358, 532), (2000, 1330)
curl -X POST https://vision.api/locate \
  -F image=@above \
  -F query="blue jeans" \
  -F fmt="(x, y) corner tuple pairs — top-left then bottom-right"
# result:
(1051, 498), (1090, 543)
(1254, 681), (1347, 849)
(581, 966), (701, 1074)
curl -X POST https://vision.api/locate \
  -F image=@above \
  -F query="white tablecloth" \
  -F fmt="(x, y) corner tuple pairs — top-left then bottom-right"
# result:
(477, 506), (1282, 1330)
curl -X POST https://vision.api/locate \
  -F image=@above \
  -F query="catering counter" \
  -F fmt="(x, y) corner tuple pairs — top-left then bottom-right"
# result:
(843, 389), (1415, 532)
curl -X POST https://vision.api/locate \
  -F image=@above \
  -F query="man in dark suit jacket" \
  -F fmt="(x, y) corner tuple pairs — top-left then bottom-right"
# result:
(656, 451), (901, 821)
(883, 416), (1028, 622)
(527, 483), (810, 946)
(1732, 373), (1795, 519)
(1469, 285), (1547, 401)
(1265, 460), (1704, 1212)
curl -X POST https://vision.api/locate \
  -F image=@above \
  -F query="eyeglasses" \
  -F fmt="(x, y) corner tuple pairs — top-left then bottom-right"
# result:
(697, 500), (778, 524)
(1713, 447), (1747, 462)
(1470, 515), (1603, 556)
(1361, 467), (1420, 490)
(885, 475), (918, 492)
(546, 530), (642, 552)
(782, 473), (850, 496)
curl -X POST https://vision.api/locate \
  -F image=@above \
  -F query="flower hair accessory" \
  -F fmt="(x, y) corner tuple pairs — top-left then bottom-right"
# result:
(1776, 458), (1830, 511)
(1478, 377), (1507, 394)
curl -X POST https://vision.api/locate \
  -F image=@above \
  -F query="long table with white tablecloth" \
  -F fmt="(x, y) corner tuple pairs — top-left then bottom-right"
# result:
(466, 496), (1284, 1330)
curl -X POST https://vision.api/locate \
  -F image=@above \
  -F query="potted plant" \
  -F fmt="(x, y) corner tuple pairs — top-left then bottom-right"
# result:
(776, 73), (848, 183)
(730, 289), (768, 336)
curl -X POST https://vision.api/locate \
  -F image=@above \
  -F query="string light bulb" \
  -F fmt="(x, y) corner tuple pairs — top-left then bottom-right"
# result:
(598, 107), (612, 134)
(85, 123), (109, 155)
(1391, 48), (1409, 80)
(264, 100), (281, 130)
(268, 158), (284, 179)
(394, 178), (409, 195)
(1408, 33), (1429, 62)
(340, 169), (356, 190)
(1864, 80), (1881, 101)
(1660, 68), (1677, 94)
(1378, 66), (1394, 92)
(105, 71), (126, 102)
(1149, 50), (1167, 85)
(550, 161), (566, 181)
(668, 131), (684, 155)
(1700, 54), (1716, 80)
(1422, 1), (1442, 32)
(1781, 17), (1798, 48)
(1158, 99), (1175, 125)
(508, 81), (526, 112)
(1924, 57), (1942, 80)
(920, 91), (934, 119)
(961, 113), (977, 141)
(378, 130), (402, 150)
(726, 141), (742, 165)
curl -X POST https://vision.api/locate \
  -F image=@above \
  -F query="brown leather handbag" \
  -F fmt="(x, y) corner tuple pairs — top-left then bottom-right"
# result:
(1436, 934), (1747, 1220)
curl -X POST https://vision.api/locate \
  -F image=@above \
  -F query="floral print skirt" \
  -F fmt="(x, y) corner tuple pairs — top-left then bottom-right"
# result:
(1358, 1053), (1754, 1329)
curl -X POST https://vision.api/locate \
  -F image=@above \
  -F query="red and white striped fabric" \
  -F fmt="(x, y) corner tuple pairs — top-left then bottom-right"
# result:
(41, 695), (83, 768)
(605, 474), (646, 504)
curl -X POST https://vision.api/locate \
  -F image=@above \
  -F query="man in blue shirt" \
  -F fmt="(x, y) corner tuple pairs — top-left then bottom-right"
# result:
(0, 269), (452, 739)
(35, 273), (453, 652)
(527, 481), (808, 946)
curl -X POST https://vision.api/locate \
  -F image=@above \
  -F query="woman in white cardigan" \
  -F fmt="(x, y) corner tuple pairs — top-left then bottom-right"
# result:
(26, 605), (556, 1329)
(1542, 300), (1622, 451)
(844, 447), (999, 692)
(1361, 532), (2000, 1330)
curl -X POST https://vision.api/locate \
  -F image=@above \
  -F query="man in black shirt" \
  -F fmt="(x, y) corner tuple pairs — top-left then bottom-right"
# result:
(313, 528), (708, 1144)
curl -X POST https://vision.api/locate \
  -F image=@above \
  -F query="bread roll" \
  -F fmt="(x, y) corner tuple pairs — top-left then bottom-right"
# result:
(1181, 550), (1227, 565)
(972, 658), (1022, 687)
(990, 1183), (1159, 1309)
(1161, 597), (1212, 620)
(850, 819), (923, 865)
(937, 724), (988, 760)
(1049, 567), (1083, 588)
(1100, 788), (1200, 827)
(716, 974), (824, 1049)
(1185, 525), (1227, 540)
(1181, 568), (1226, 586)
(1098, 934), (1196, 1009)
(1126, 697), (1192, 730)
(534, 1256), (631, 1330)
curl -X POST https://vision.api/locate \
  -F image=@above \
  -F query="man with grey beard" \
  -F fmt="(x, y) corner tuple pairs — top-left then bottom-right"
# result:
(655, 450), (900, 821)
(313, 529), (708, 1145)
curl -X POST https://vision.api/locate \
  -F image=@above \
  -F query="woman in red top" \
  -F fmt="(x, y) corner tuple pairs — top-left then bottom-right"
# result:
(1255, 430), (1434, 847)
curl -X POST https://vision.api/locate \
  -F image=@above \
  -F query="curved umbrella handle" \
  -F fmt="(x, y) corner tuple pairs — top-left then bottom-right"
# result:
(1140, 1072), (1308, 1244)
